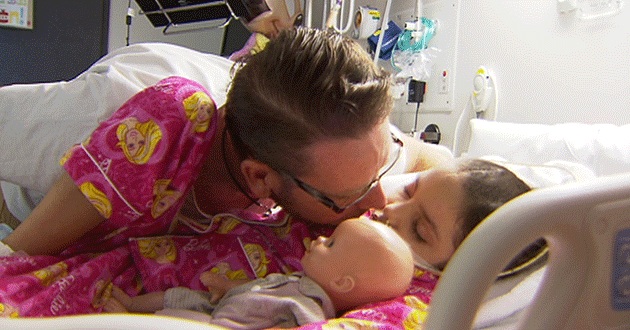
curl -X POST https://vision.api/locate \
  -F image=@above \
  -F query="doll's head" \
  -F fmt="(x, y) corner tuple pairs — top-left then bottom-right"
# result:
(301, 217), (414, 312)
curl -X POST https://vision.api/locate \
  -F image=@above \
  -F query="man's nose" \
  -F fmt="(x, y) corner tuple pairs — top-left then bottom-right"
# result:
(355, 183), (387, 211)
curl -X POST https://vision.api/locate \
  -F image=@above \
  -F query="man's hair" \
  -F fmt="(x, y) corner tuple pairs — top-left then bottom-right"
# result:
(224, 27), (392, 176)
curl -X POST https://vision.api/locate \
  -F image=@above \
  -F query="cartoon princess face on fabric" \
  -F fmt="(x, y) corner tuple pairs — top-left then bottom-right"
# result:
(116, 117), (163, 165)
(152, 179), (183, 219)
(138, 237), (177, 265)
(183, 91), (215, 133)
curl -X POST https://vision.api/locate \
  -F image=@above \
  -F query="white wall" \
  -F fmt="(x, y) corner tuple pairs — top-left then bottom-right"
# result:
(386, 0), (630, 149)
(108, 1), (225, 54)
(109, 0), (630, 150)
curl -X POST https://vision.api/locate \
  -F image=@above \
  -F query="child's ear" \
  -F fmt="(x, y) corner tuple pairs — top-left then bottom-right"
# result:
(330, 275), (355, 294)
(240, 159), (277, 198)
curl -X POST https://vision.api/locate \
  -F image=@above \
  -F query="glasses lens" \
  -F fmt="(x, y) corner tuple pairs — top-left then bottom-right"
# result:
(334, 135), (403, 209)
(288, 133), (403, 213)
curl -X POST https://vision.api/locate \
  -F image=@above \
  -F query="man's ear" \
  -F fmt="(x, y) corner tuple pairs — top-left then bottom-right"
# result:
(240, 159), (277, 199)
(330, 275), (355, 294)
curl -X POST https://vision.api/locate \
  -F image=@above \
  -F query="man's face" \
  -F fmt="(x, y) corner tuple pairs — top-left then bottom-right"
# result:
(275, 122), (392, 225)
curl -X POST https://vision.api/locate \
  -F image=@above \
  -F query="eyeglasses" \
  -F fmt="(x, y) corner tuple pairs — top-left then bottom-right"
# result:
(282, 133), (404, 214)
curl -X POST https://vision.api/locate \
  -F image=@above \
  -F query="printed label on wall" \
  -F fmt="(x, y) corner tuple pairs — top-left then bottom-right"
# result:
(0, 0), (33, 29)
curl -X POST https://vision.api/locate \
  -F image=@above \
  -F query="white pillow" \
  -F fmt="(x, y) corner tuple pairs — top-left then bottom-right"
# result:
(466, 119), (630, 177)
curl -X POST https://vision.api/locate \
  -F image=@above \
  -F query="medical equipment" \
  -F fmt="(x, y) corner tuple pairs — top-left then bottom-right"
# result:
(452, 66), (498, 157)
(133, 0), (303, 35)
(324, 0), (354, 33)
(353, 6), (380, 39)
(134, 0), (235, 34)
(367, 21), (403, 60)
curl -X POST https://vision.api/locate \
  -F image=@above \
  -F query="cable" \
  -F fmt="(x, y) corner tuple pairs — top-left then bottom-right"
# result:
(373, 0), (393, 65)
(412, 99), (421, 133)
(125, 0), (134, 46)
(452, 94), (474, 157)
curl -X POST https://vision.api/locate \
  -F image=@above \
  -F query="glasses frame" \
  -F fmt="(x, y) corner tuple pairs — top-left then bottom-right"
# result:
(282, 133), (404, 214)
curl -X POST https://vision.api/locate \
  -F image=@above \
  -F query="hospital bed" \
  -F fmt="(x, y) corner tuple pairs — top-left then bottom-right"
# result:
(1, 43), (630, 329)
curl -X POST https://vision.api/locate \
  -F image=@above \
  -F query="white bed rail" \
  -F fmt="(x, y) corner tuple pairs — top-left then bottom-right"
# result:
(0, 314), (227, 330)
(425, 172), (630, 330)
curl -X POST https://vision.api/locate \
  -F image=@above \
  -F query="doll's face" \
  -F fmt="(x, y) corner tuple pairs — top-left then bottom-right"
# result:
(196, 102), (211, 122)
(154, 239), (174, 257)
(301, 217), (410, 287)
(125, 128), (145, 156)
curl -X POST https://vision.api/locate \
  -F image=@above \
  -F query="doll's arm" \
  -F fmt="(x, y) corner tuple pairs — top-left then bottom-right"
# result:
(200, 271), (250, 304)
(104, 286), (165, 313)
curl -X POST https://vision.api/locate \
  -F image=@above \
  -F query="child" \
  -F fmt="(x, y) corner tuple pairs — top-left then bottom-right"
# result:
(104, 217), (414, 329)
(378, 158), (541, 275)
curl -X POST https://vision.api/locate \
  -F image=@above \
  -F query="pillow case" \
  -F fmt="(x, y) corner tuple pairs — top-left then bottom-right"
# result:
(466, 119), (630, 177)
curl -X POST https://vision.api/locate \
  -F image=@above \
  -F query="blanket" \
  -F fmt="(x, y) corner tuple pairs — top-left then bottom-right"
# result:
(0, 210), (436, 329)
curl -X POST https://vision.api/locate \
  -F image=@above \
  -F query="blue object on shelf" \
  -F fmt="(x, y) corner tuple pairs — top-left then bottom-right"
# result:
(368, 20), (402, 60)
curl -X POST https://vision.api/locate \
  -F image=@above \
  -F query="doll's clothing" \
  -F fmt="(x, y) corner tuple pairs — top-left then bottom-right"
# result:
(164, 272), (335, 329)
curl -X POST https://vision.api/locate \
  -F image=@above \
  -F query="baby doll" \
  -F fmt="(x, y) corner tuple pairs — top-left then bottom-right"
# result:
(104, 217), (414, 329)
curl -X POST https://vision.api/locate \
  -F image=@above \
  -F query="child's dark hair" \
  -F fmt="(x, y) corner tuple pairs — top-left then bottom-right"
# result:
(454, 159), (531, 248)
(454, 159), (546, 276)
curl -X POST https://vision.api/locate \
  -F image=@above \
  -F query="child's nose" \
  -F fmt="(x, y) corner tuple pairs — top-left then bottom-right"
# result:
(380, 205), (398, 228)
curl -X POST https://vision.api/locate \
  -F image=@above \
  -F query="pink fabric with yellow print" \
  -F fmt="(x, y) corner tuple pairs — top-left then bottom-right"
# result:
(60, 76), (218, 255)
(0, 77), (437, 326)
(0, 77), (218, 316)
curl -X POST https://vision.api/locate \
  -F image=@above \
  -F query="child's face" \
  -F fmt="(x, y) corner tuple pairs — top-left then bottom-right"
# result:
(378, 168), (464, 270)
